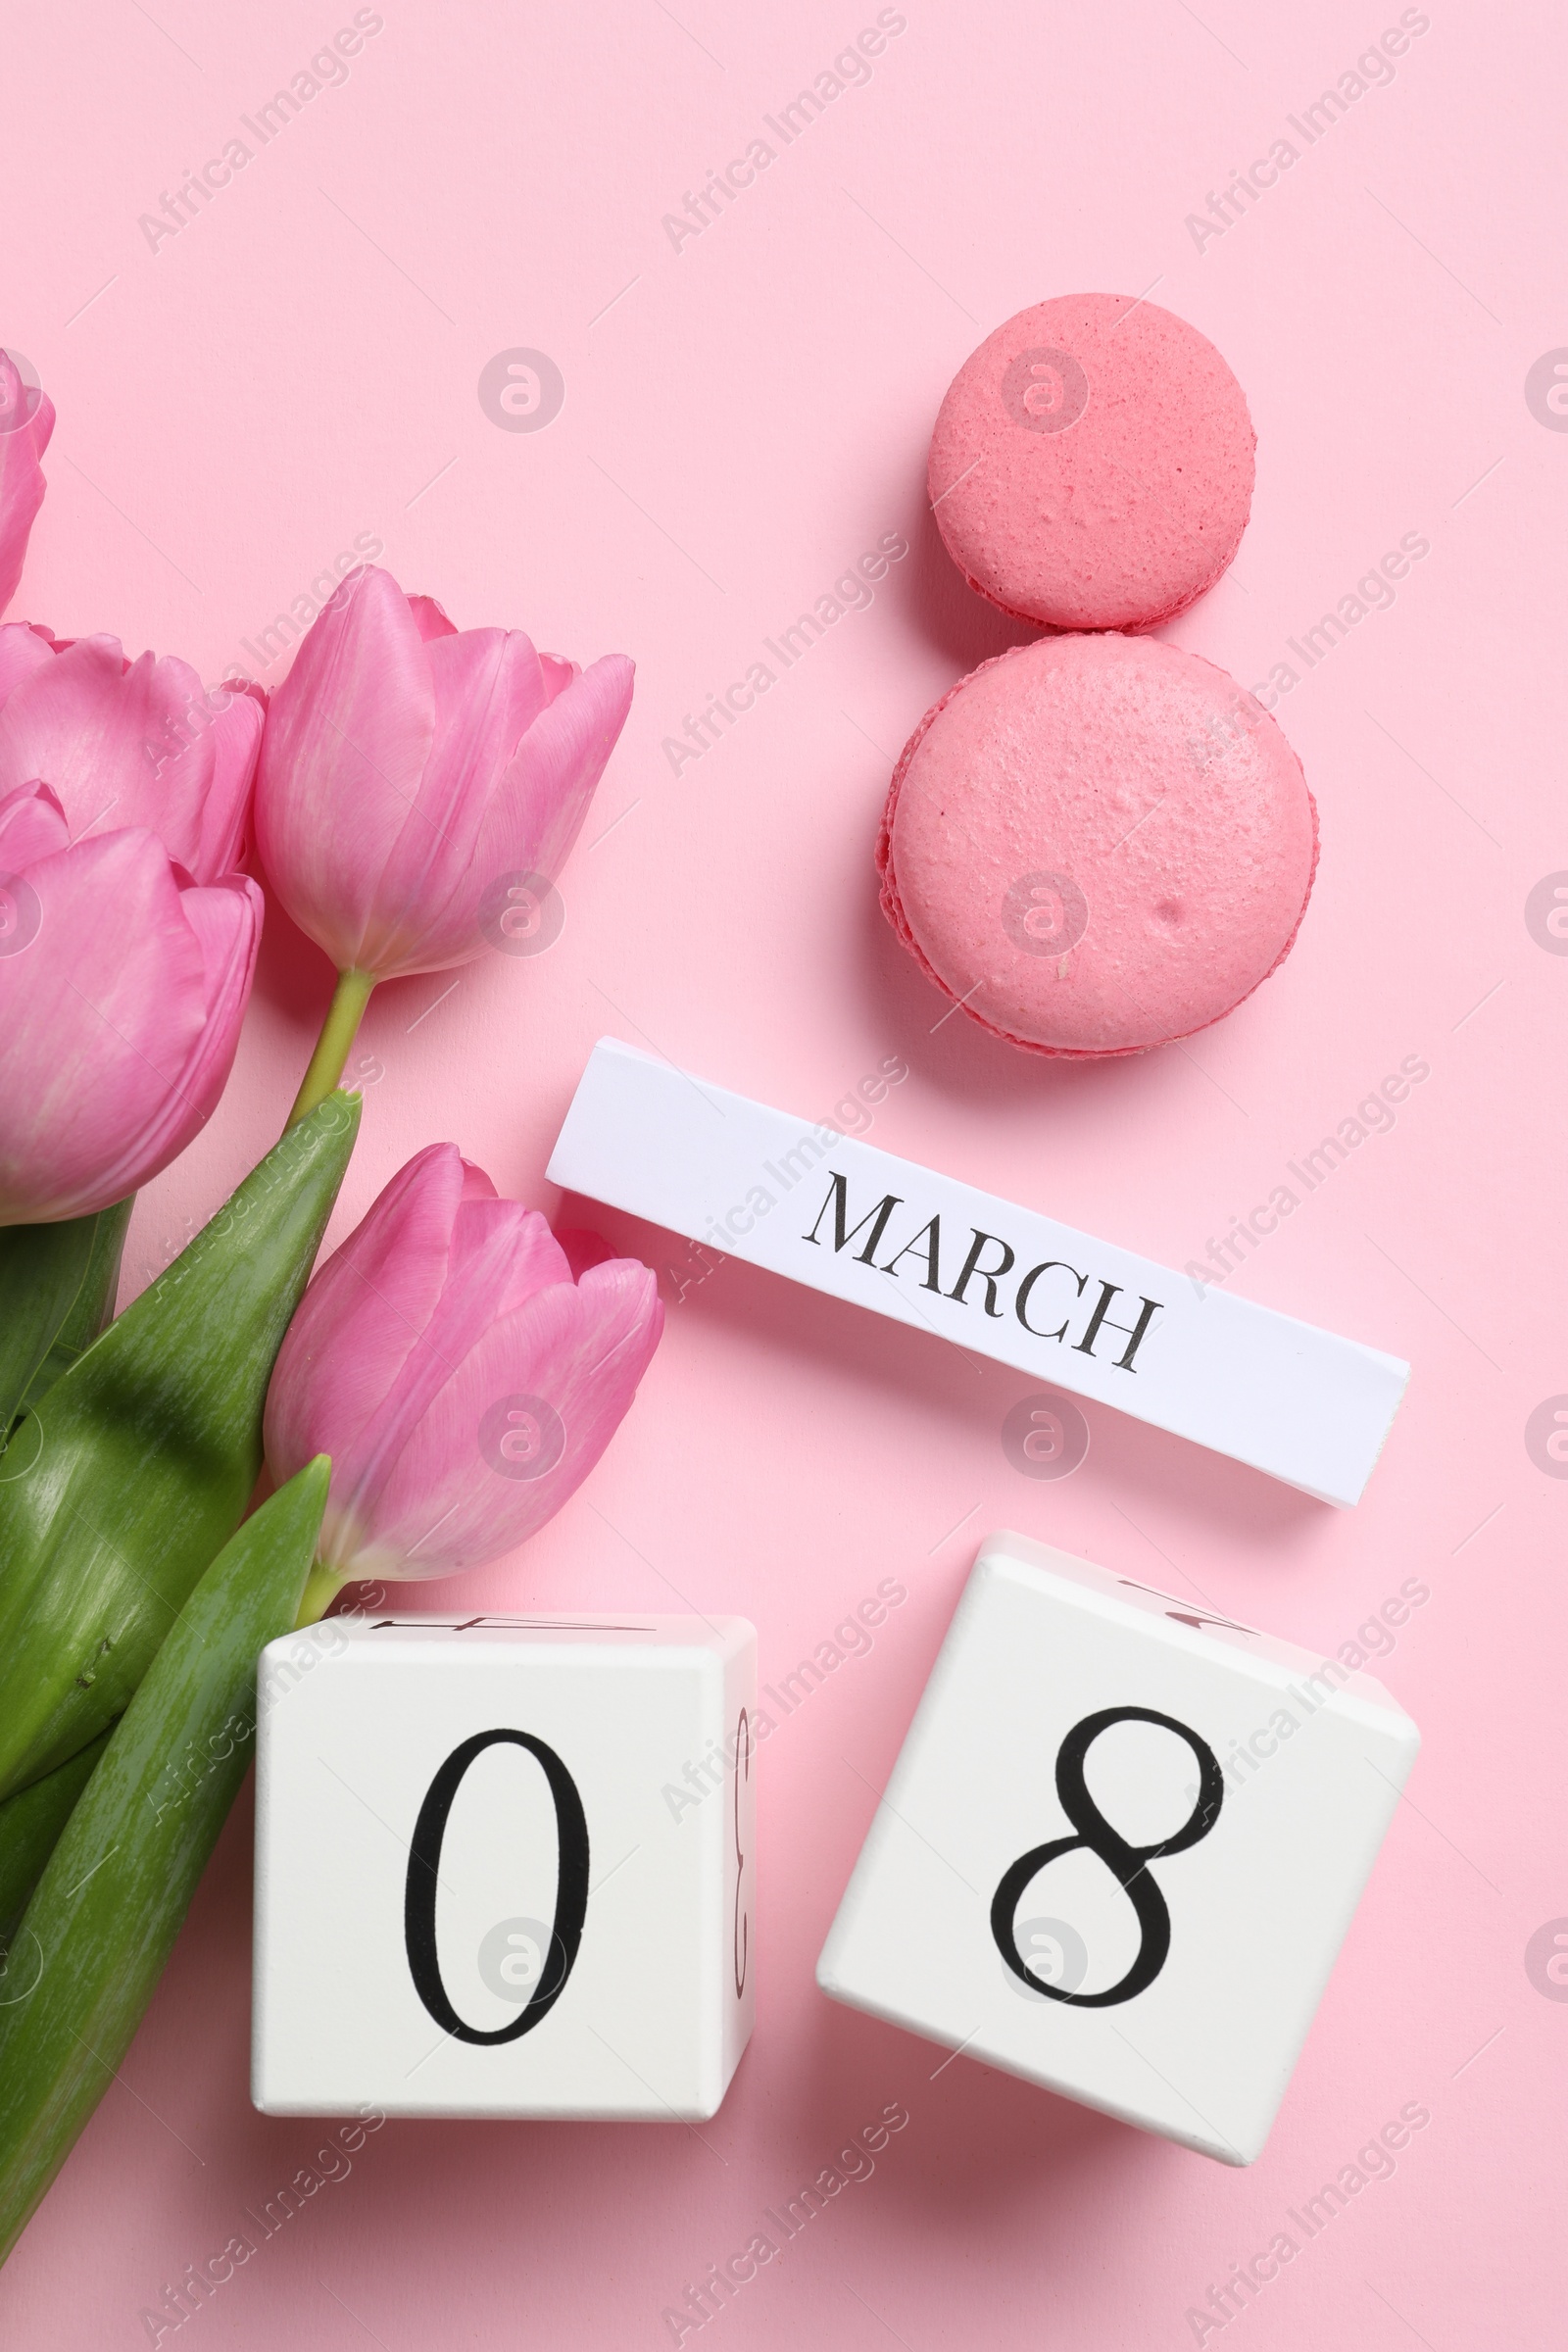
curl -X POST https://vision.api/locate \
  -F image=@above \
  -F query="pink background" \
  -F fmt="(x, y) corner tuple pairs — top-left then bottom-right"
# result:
(3, 0), (1563, 2341)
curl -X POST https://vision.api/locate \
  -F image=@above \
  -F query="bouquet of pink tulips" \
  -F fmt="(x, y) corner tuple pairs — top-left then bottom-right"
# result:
(0, 358), (662, 2259)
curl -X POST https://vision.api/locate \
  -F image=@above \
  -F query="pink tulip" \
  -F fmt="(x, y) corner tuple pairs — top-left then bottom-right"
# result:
(0, 625), (265, 884)
(264, 1143), (662, 1588)
(254, 566), (634, 983)
(0, 353), (54, 617)
(0, 785), (261, 1223)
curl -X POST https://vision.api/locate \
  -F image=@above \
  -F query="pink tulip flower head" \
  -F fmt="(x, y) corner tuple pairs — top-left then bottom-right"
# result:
(0, 786), (261, 1222)
(254, 566), (634, 982)
(0, 625), (265, 882)
(0, 352), (54, 616)
(264, 1144), (662, 1588)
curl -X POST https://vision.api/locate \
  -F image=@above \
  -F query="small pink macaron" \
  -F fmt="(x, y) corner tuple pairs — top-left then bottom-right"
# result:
(878, 633), (1317, 1058)
(929, 293), (1255, 631)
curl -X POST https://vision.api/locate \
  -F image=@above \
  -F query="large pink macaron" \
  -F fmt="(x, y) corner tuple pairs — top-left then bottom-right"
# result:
(878, 633), (1317, 1058)
(930, 294), (1255, 631)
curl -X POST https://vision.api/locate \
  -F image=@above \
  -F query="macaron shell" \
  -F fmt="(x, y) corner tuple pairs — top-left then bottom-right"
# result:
(878, 634), (1317, 1058)
(929, 294), (1256, 632)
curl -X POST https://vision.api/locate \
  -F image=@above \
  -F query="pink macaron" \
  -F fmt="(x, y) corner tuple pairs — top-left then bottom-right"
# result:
(878, 633), (1317, 1058)
(929, 294), (1255, 632)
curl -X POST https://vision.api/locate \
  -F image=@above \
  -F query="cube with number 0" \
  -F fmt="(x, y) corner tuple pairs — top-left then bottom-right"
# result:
(816, 1532), (1418, 2164)
(252, 1612), (756, 2121)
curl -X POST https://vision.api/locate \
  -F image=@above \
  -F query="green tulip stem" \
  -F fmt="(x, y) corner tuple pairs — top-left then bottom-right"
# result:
(287, 968), (376, 1131)
(295, 1560), (347, 1629)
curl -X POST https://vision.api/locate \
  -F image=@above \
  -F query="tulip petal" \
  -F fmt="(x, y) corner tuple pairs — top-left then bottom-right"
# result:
(358, 627), (552, 976)
(0, 638), (258, 885)
(216, 683), (268, 864)
(554, 1226), (613, 1280)
(341, 1258), (662, 1580)
(264, 1143), (472, 1485)
(61, 875), (263, 1214)
(120, 874), (262, 1173)
(0, 781), (70, 870)
(181, 679), (265, 884)
(254, 566), (437, 970)
(0, 638), (141, 826)
(469, 653), (635, 904)
(0, 832), (226, 1222)
(0, 622), (60, 709)
(409, 595), (458, 643)
(262, 1137), (663, 1586)
(103, 649), (220, 867)
(326, 1203), (569, 1525)
(423, 630), (553, 808)
(252, 564), (634, 986)
(538, 655), (577, 708)
(0, 362), (48, 617)
(448, 1197), (572, 1317)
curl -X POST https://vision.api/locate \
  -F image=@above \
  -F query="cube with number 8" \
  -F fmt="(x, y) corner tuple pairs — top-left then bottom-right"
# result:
(252, 1612), (756, 2121)
(816, 1532), (1418, 2164)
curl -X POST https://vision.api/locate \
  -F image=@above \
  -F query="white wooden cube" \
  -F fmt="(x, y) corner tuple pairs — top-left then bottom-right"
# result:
(816, 1532), (1418, 2164)
(252, 1612), (756, 2121)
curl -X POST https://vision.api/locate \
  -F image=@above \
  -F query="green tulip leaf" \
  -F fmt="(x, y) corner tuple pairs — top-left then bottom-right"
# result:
(0, 1094), (359, 1802)
(0, 1730), (112, 1951)
(0, 1456), (328, 2268)
(0, 1200), (131, 1439)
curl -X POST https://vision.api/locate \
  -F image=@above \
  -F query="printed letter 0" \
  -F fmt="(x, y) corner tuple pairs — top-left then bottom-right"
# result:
(405, 1729), (590, 2044)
